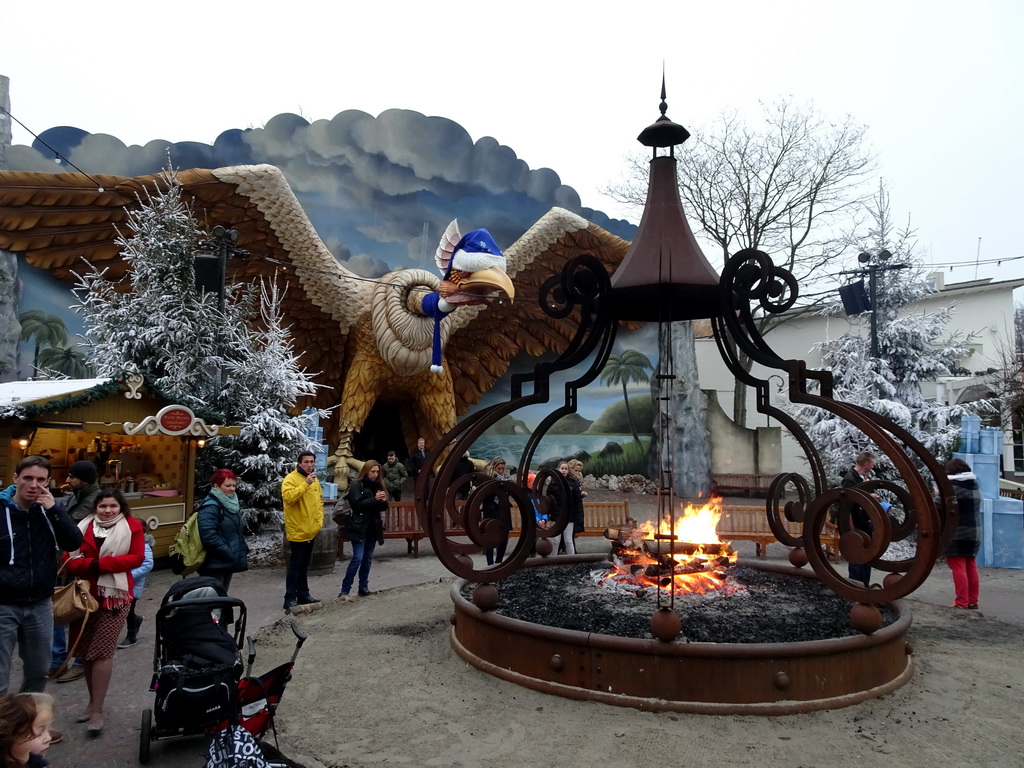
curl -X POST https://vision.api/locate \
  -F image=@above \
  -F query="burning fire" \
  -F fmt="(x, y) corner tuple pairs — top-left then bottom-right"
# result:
(600, 497), (738, 595)
(636, 497), (729, 545)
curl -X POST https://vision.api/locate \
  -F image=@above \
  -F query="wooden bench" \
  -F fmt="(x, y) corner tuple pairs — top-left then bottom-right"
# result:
(717, 505), (840, 561)
(337, 499), (632, 558)
(509, 500), (632, 537)
(337, 502), (439, 558)
(712, 473), (778, 498)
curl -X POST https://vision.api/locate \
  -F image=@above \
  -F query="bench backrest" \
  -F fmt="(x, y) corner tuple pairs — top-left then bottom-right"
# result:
(717, 505), (829, 537)
(381, 499), (632, 535)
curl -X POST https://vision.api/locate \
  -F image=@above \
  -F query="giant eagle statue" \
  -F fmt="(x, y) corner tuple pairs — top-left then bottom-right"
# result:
(0, 165), (631, 479)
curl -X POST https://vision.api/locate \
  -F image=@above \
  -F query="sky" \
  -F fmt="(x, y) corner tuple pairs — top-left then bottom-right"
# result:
(3, 0), (1023, 287)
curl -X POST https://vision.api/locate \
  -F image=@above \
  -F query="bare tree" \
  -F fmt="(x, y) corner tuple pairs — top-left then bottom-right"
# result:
(1016, 305), (1024, 356)
(987, 306), (1024, 459)
(606, 98), (877, 425)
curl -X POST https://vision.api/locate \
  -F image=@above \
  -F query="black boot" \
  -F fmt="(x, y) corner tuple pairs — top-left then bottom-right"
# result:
(118, 616), (144, 649)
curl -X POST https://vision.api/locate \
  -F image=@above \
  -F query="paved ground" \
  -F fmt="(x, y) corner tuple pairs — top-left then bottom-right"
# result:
(24, 491), (1024, 767)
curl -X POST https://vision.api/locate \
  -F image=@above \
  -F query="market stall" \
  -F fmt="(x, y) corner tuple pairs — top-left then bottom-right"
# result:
(0, 375), (240, 558)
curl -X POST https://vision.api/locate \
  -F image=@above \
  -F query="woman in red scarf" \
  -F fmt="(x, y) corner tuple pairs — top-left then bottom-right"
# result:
(63, 489), (144, 736)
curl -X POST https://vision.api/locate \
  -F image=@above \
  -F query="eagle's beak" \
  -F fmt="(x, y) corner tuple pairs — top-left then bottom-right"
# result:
(459, 266), (515, 302)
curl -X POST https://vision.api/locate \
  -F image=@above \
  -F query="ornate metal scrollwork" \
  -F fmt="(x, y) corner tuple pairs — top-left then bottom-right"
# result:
(717, 248), (954, 605)
(417, 255), (617, 585)
(420, 242), (954, 623)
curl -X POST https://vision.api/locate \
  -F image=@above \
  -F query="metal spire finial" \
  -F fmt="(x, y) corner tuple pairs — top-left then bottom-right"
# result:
(637, 73), (689, 148)
(659, 69), (668, 118)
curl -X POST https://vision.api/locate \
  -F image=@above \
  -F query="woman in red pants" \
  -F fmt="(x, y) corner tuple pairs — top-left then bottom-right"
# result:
(944, 458), (981, 609)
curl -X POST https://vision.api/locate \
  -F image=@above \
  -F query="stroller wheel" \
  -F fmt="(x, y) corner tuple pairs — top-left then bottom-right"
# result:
(139, 708), (152, 763)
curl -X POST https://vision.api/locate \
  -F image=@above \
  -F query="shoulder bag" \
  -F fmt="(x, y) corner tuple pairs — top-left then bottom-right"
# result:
(53, 558), (99, 626)
(51, 558), (99, 677)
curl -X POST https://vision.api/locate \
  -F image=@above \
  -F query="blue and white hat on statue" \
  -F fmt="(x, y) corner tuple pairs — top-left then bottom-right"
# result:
(426, 220), (507, 372)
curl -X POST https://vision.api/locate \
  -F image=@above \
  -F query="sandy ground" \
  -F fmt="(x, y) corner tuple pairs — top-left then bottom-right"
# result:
(34, 488), (1024, 768)
(257, 573), (1024, 768)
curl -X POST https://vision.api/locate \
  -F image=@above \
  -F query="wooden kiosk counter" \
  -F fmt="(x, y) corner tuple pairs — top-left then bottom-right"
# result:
(0, 376), (240, 558)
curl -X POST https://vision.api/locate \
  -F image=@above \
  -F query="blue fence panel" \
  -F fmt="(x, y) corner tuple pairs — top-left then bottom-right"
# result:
(992, 497), (1024, 569)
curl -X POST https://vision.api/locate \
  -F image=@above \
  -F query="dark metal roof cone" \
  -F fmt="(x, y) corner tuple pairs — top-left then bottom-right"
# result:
(610, 88), (721, 321)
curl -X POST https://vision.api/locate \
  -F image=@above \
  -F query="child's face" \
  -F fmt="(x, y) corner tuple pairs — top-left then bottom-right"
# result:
(13, 709), (52, 763)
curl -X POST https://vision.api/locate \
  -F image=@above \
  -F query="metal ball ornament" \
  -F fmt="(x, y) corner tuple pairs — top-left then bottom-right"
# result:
(849, 603), (883, 634)
(788, 547), (808, 568)
(472, 584), (500, 611)
(650, 606), (682, 642)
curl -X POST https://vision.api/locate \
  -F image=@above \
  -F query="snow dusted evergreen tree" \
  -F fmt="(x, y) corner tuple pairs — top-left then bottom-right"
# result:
(74, 167), (237, 413)
(74, 165), (326, 529)
(202, 279), (326, 530)
(791, 184), (976, 483)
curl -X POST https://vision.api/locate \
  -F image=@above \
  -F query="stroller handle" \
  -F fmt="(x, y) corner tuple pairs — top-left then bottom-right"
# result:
(246, 636), (257, 676)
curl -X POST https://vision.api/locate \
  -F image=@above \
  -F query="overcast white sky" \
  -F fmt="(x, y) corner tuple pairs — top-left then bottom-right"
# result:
(3, 0), (1022, 284)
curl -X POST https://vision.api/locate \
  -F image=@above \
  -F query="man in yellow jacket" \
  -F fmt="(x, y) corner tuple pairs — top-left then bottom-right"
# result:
(281, 452), (323, 611)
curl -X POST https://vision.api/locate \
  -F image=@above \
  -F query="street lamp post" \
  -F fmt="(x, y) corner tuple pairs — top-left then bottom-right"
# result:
(194, 226), (246, 389)
(195, 225), (241, 315)
(840, 249), (909, 359)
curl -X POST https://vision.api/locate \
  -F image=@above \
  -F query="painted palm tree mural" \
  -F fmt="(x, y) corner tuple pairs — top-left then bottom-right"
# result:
(35, 345), (94, 378)
(600, 349), (653, 444)
(18, 310), (70, 376)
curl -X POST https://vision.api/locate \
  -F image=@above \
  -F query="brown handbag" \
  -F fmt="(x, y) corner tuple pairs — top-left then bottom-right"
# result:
(52, 559), (99, 626)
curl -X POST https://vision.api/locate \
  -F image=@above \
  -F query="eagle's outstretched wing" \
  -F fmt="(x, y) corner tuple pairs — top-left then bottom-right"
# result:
(443, 207), (633, 413)
(0, 164), (370, 397)
(0, 167), (636, 430)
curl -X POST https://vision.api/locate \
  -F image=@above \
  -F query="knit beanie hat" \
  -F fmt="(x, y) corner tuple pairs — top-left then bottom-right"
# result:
(68, 460), (97, 484)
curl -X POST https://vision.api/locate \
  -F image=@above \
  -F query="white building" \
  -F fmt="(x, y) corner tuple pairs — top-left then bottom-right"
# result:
(695, 272), (1024, 477)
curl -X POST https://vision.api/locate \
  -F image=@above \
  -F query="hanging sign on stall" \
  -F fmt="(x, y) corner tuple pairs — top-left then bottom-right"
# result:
(123, 405), (221, 437)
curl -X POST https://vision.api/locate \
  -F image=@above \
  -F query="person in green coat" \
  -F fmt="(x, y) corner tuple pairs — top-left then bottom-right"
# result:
(381, 451), (409, 502)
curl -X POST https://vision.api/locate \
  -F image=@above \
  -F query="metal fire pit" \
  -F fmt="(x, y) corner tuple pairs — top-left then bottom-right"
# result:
(450, 556), (913, 715)
(419, 89), (944, 717)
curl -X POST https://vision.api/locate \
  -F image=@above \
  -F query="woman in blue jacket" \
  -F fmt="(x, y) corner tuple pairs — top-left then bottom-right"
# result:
(196, 469), (249, 591)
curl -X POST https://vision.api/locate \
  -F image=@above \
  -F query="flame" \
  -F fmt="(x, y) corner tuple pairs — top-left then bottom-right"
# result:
(604, 497), (738, 595)
(638, 496), (728, 545)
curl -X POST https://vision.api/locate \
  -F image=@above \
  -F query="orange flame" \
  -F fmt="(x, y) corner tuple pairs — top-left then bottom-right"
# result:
(605, 497), (738, 595)
(638, 496), (728, 545)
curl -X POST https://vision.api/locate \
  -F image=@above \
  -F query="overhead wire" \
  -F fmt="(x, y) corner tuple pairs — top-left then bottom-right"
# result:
(0, 107), (541, 301)
(19, 105), (1010, 296)
(0, 106), (109, 192)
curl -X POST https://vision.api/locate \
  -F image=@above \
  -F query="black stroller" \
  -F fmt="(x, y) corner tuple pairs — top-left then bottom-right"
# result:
(140, 577), (308, 765)
(139, 577), (247, 763)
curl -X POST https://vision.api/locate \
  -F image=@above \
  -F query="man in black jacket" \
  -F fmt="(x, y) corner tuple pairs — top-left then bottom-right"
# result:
(0, 456), (83, 694)
(407, 437), (429, 482)
(840, 451), (877, 587)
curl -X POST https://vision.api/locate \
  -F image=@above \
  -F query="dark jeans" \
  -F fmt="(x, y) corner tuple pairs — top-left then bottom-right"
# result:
(485, 532), (509, 566)
(848, 563), (871, 587)
(389, 488), (402, 502)
(285, 538), (316, 602)
(341, 537), (378, 595)
(848, 521), (872, 587)
(51, 625), (67, 669)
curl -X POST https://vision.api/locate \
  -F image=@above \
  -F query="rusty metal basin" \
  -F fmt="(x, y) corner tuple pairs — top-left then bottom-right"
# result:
(450, 557), (914, 715)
